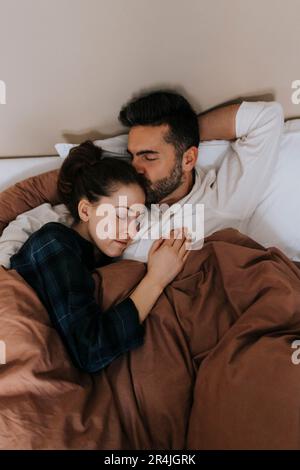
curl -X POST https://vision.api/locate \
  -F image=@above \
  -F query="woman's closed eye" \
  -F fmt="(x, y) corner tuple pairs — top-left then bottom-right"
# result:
(115, 207), (128, 220)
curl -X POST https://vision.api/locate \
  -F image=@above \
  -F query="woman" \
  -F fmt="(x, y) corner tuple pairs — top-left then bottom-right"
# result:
(11, 141), (190, 373)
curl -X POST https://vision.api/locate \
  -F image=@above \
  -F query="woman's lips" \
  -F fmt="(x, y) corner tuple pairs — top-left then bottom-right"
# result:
(114, 239), (128, 246)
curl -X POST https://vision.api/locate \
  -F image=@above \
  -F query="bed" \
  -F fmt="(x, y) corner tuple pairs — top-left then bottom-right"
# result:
(0, 124), (300, 449)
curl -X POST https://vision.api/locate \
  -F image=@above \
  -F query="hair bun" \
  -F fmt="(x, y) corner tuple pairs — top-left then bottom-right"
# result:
(58, 141), (103, 197)
(70, 140), (103, 157)
(68, 140), (103, 166)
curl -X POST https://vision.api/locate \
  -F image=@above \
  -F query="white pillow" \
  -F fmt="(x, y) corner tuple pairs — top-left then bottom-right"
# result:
(245, 121), (300, 260)
(55, 134), (129, 159)
(55, 133), (230, 163)
(196, 120), (300, 261)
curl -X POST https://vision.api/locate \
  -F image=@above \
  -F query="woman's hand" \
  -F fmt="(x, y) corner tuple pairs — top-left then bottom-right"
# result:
(129, 228), (191, 323)
(147, 227), (191, 290)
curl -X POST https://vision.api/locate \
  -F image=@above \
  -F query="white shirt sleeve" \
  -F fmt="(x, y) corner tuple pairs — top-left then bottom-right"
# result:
(210, 101), (284, 220)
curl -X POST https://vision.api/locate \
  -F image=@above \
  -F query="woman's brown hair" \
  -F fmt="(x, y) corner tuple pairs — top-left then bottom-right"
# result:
(57, 140), (145, 222)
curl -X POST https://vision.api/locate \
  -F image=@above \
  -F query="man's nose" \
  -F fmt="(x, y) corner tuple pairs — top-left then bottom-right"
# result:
(132, 157), (145, 175)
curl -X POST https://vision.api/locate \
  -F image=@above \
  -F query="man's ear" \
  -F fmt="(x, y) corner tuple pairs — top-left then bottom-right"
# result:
(78, 199), (92, 222)
(182, 146), (198, 171)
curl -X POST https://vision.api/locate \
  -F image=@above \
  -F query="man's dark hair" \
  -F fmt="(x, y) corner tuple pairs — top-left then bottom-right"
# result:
(119, 90), (200, 158)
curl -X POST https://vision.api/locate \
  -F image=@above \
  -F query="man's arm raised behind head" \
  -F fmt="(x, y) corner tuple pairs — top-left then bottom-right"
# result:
(0, 169), (60, 236)
(198, 103), (241, 142)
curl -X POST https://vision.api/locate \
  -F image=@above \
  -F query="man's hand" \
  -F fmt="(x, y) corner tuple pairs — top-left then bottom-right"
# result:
(198, 103), (241, 142)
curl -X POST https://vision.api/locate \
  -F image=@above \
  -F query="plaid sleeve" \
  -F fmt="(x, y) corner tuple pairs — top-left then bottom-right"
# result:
(30, 235), (144, 373)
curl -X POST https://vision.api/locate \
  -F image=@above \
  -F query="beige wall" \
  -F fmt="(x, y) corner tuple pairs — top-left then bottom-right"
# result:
(0, 0), (299, 157)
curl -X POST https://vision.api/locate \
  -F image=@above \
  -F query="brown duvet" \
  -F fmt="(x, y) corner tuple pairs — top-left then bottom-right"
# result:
(0, 227), (300, 450)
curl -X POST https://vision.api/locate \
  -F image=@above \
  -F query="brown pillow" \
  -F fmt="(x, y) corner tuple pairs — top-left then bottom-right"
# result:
(0, 169), (60, 236)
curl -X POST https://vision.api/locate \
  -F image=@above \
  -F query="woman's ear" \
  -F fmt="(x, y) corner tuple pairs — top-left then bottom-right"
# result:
(77, 199), (92, 222)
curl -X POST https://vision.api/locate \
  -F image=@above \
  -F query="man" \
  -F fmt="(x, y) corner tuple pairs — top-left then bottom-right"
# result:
(118, 91), (284, 261)
(0, 90), (284, 264)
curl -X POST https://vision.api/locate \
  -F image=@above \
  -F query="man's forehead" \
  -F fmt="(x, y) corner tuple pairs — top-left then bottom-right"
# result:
(127, 124), (169, 152)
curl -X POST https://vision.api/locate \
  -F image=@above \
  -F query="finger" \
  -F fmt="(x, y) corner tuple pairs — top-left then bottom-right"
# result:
(169, 227), (185, 245)
(173, 231), (187, 251)
(182, 250), (190, 262)
(178, 239), (190, 257)
(149, 237), (164, 255)
(174, 227), (192, 251)
(163, 229), (177, 247)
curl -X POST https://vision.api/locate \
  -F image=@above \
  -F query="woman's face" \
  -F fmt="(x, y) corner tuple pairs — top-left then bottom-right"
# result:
(85, 183), (146, 257)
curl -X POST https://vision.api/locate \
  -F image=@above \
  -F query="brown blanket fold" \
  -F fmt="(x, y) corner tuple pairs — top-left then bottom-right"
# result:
(0, 228), (300, 449)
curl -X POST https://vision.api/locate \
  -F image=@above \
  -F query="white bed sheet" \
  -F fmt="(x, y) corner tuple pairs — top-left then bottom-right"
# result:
(0, 156), (61, 192)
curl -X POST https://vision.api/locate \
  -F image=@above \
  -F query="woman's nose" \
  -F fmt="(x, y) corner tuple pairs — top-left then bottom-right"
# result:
(117, 221), (131, 240)
(126, 218), (140, 239)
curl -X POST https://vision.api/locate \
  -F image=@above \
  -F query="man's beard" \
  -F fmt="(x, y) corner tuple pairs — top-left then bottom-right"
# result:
(141, 158), (184, 205)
